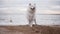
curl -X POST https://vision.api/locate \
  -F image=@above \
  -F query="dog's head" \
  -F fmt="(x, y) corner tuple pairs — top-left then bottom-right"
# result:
(29, 3), (36, 10)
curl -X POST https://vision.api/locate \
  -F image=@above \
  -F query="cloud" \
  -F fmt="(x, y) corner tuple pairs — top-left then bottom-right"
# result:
(49, 5), (60, 11)
(37, 9), (60, 14)
(0, 7), (27, 14)
(48, 0), (60, 11)
(50, 0), (60, 5)
(0, 0), (28, 8)
(0, 0), (60, 14)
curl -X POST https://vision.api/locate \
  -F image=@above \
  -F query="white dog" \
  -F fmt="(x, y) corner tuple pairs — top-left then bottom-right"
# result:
(27, 3), (37, 27)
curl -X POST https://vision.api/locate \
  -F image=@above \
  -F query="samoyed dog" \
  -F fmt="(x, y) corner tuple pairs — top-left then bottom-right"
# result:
(27, 3), (37, 27)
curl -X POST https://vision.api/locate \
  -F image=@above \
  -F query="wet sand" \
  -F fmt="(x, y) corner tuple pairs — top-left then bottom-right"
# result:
(0, 25), (60, 34)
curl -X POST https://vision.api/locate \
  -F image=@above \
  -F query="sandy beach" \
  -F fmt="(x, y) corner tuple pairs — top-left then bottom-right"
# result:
(0, 25), (60, 34)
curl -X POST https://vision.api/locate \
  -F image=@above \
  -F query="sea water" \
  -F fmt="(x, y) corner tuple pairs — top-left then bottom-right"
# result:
(0, 14), (60, 26)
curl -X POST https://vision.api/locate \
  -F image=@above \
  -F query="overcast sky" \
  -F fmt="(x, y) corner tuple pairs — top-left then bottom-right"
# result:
(0, 0), (60, 14)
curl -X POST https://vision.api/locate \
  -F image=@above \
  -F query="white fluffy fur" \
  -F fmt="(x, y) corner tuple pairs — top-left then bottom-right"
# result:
(27, 3), (36, 27)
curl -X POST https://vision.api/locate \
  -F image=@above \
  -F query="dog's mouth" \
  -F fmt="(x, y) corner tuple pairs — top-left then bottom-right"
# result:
(30, 7), (35, 10)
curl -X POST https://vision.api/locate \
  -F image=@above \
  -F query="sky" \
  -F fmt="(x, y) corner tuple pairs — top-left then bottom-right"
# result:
(0, 0), (60, 14)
